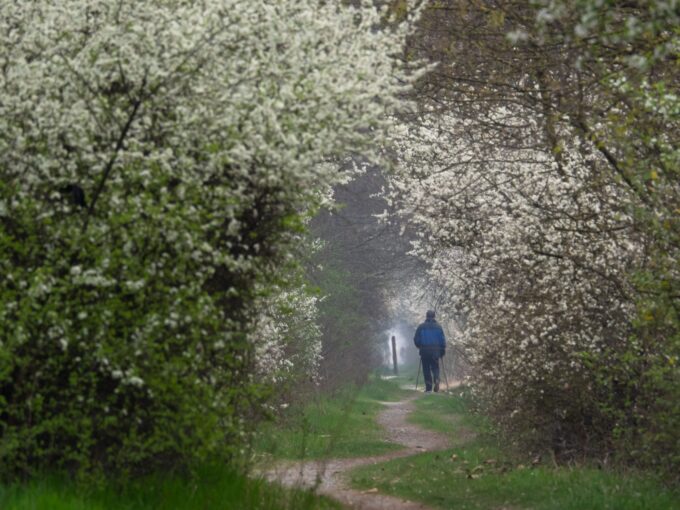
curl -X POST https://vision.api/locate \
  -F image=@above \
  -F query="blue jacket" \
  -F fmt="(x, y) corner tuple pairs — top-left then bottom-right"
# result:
(414, 319), (446, 356)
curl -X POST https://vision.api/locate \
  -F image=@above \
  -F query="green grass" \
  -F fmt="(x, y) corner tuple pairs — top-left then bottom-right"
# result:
(407, 388), (480, 436)
(254, 373), (411, 460)
(0, 465), (340, 510)
(380, 364), (420, 389)
(349, 381), (680, 510)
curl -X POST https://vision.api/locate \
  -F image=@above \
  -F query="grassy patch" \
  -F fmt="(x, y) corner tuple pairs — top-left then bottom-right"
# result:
(350, 450), (680, 510)
(255, 374), (411, 460)
(349, 382), (680, 510)
(407, 389), (480, 438)
(379, 364), (420, 389)
(0, 465), (340, 510)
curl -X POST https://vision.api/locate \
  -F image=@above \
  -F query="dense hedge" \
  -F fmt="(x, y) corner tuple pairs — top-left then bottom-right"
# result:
(0, 0), (416, 479)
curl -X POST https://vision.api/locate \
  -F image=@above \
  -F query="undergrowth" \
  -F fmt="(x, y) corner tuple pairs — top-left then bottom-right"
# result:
(0, 464), (339, 510)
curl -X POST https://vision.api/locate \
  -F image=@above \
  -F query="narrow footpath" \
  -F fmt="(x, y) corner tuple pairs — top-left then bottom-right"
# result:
(262, 392), (450, 510)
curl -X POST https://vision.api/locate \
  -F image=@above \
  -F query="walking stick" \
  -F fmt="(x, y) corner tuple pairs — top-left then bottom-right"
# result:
(415, 357), (421, 391)
(440, 356), (450, 391)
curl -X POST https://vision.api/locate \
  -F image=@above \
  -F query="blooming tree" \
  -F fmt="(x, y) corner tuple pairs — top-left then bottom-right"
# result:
(388, 0), (679, 475)
(0, 0), (419, 477)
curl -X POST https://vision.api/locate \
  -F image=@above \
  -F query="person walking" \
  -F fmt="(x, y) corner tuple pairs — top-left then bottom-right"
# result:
(413, 310), (446, 393)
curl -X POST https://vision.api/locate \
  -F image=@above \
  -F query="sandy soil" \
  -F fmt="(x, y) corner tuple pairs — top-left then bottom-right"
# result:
(261, 392), (455, 510)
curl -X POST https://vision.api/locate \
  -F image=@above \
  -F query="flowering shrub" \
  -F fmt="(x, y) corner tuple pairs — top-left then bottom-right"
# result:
(252, 281), (323, 387)
(0, 0), (417, 478)
(392, 109), (637, 451)
(389, 0), (679, 476)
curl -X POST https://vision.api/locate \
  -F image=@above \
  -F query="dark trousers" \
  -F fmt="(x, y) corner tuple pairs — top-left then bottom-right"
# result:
(420, 352), (440, 391)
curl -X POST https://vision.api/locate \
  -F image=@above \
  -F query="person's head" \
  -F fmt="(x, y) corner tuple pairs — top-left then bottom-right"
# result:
(426, 309), (436, 320)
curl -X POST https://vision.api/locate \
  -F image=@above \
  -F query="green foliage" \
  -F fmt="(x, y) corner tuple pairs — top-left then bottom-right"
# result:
(595, 281), (680, 479)
(0, 465), (340, 510)
(0, 187), (267, 480)
(387, 0), (409, 23)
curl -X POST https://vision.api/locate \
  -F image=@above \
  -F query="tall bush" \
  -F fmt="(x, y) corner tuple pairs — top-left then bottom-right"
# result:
(0, 0), (418, 479)
(389, 0), (679, 478)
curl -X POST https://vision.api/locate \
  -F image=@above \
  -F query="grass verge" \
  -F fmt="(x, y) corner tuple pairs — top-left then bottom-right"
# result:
(254, 373), (411, 460)
(350, 383), (680, 510)
(0, 465), (340, 510)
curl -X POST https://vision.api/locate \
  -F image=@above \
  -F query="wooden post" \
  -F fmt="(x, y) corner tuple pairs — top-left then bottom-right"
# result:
(391, 335), (398, 375)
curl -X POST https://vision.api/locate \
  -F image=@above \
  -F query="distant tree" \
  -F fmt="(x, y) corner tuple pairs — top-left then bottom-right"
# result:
(310, 166), (421, 390)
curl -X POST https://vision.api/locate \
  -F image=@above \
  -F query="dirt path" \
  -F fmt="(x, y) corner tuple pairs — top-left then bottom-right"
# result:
(261, 393), (450, 510)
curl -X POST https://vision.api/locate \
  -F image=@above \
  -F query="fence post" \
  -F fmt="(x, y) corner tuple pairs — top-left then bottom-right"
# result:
(391, 335), (398, 375)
